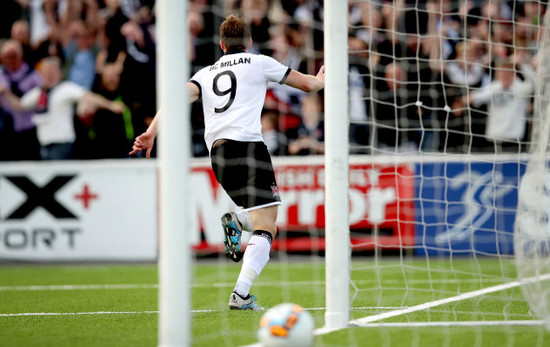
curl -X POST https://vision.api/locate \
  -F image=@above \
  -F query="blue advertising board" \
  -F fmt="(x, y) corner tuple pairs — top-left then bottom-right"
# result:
(415, 160), (526, 256)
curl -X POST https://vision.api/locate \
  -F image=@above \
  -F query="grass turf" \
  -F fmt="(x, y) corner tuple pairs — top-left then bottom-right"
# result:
(1, 257), (549, 346)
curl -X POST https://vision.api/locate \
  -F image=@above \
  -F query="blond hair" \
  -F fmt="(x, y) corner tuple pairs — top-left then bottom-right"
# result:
(220, 14), (250, 50)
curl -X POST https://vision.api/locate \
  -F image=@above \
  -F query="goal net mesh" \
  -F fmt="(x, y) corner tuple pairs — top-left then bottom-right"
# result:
(515, 0), (550, 332)
(342, 0), (548, 345)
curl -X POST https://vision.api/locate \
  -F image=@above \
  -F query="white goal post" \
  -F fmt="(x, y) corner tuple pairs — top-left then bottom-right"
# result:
(323, 0), (351, 331)
(157, 0), (191, 346)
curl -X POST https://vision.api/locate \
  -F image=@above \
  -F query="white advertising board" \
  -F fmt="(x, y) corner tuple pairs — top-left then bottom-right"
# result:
(0, 160), (158, 261)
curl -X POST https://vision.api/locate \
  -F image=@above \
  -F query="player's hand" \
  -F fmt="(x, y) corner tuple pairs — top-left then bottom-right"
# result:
(129, 131), (155, 158)
(316, 65), (325, 82)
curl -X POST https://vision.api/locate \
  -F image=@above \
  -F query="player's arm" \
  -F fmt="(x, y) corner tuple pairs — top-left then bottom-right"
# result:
(187, 81), (200, 103)
(129, 109), (160, 158)
(129, 82), (200, 158)
(284, 66), (325, 93)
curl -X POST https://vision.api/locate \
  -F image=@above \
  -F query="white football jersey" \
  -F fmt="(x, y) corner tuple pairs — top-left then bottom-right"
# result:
(190, 51), (291, 151)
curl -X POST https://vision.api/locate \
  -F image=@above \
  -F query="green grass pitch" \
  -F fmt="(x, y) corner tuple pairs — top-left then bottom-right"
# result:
(1, 257), (549, 346)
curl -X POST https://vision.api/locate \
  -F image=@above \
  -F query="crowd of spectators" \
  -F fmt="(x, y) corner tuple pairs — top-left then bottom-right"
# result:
(359, 0), (543, 154)
(0, 0), (545, 161)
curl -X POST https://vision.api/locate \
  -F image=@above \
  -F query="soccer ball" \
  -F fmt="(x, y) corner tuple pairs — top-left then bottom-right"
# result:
(257, 303), (314, 347)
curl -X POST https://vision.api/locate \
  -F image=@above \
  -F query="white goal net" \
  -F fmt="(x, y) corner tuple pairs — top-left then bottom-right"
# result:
(515, 0), (550, 332)
(338, 0), (550, 345)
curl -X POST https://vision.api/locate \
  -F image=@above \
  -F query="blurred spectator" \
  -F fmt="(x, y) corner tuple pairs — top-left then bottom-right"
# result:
(29, 0), (53, 47)
(375, 0), (408, 67)
(467, 58), (536, 153)
(348, 33), (371, 154)
(442, 41), (489, 89)
(10, 20), (35, 66)
(187, 0), (222, 158)
(189, 0), (223, 70)
(372, 62), (417, 152)
(287, 94), (324, 156)
(427, 5), (491, 152)
(63, 21), (98, 89)
(261, 108), (285, 155)
(118, 0), (156, 23)
(30, 0), (66, 65)
(119, 19), (156, 136)
(241, 0), (272, 55)
(0, 39), (43, 160)
(0, 0), (26, 40)
(356, 2), (386, 53)
(293, 0), (323, 52)
(438, 88), (469, 153)
(0, 56), (124, 160)
(59, 0), (102, 32)
(268, 26), (308, 126)
(90, 62), (132, 158)
(97, 0), (130, 67)
(279, 0), (303, 18)
(403, 32), (441, 151)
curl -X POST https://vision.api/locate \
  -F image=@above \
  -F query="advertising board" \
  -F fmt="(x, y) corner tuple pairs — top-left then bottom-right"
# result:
(0, 155), (526, 261)
(0, 161), (158, 261)
(414, 160), (526, 255)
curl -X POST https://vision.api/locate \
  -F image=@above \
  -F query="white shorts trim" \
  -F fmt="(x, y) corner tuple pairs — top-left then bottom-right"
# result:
(244, 201), (281, 212)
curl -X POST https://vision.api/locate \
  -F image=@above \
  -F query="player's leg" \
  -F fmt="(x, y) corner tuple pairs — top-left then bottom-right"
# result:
(211, 140), (248, 261)
(236, 209), (253, 231)
(220, 209), (260, 262)
(220, 207), (258, 261)
(221, 211), (245, 262)
(229, 205), (278, 310)
(217, 140), (280, 263)
(234, 206), (278, 289)
(228, 141), (281, 309)
(248, 205), (278, 237)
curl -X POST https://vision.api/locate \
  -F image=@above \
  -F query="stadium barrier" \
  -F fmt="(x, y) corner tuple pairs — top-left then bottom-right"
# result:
(0, 154), (526, 261)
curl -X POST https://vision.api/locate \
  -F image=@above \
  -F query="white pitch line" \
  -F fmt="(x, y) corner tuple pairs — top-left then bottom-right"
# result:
(0, 278), (510, 292)
(0, 306), (405, 318)
(349, 273), (550, 327)
(356, 320), (546, 328)
(0, 309), (222, 317)
(1, 311), (160, 317)
(314, 273), (550, 336)
(0, 284), (159, 291)
(302, 306), (406, 312)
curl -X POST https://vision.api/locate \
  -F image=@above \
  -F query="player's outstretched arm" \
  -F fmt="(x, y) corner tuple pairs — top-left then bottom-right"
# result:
(129, 110), (159, 158)
(129, 82), (200, 158)
(284, 65), (325, 93)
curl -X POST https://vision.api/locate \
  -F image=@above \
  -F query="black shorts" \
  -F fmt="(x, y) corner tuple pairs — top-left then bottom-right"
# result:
(210, 139), (281, 210)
